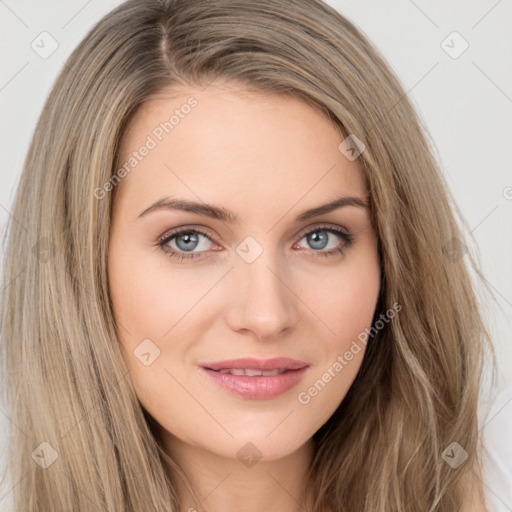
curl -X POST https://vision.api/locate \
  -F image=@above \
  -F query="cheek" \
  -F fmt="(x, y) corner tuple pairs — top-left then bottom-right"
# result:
(107, 248), (185, 413)
(108, 243), (198, 344)
(294, 255), (380, 425)
(298, 238), (380, 395)
(107, 241), (218, 401)
(304, 237), (381, 345)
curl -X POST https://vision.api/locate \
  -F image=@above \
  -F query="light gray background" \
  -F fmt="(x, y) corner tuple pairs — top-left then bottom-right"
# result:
(1, 0), (511, 509)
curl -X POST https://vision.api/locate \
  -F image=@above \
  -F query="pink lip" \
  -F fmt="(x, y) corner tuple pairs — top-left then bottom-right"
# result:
(201, 357), (309, 371)
(200, 366), (309, 400)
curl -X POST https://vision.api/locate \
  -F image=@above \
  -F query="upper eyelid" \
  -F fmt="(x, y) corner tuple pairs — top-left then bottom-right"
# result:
(297, 223), (350, 238)
(157, 225), (214, 244)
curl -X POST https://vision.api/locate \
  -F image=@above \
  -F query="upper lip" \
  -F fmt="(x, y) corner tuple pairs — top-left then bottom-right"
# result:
(201, 357), (309, 371)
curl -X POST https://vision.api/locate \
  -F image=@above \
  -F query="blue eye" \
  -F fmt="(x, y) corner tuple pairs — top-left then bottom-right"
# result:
(157, 224), (354, 262)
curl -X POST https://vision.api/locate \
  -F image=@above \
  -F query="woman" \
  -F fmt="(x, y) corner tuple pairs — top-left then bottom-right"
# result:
(0, 0), (493, 510)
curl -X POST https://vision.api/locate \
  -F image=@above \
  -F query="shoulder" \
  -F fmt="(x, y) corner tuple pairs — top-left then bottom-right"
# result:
(480, 383), (512, 511)
(460, 469), (488, 512)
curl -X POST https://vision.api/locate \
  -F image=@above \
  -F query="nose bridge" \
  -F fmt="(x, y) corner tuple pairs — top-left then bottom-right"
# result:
(227, 239), (298, 338)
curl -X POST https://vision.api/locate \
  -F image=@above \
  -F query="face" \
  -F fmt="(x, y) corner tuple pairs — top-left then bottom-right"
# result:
(107, 81), (380, 465)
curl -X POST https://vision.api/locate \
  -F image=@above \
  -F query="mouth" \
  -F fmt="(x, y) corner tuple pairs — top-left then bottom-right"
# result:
(199, 358), (310, 400)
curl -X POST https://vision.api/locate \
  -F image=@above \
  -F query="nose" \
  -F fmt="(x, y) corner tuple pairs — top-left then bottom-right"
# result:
(225, 254), (300, 340)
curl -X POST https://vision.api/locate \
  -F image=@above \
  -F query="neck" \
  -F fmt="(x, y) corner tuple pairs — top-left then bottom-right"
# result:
(161, 431), (317, 512)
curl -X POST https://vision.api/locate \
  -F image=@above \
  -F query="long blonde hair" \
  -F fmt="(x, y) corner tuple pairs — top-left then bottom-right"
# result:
(1, 0), (493, 510)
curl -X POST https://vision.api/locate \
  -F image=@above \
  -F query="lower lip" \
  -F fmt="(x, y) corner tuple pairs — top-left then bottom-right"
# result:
(200, 367), (309, 400)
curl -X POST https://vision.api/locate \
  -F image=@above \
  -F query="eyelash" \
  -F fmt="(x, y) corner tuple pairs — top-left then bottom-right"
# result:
(156, 223), (354, 262)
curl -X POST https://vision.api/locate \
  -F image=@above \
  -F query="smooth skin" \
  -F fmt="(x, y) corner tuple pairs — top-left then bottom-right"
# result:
(107, 80), (383, 511)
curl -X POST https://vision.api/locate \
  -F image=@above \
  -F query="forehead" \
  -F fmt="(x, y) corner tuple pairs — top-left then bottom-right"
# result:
(115, 83), (367, 216)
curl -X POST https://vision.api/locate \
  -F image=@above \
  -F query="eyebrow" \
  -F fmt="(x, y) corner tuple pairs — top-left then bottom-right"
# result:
(137, 195), (369, 223)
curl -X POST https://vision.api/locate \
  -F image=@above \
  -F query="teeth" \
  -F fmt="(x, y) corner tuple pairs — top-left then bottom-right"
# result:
(220, 368), (245, 376)
(218, 368), (287, 376)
